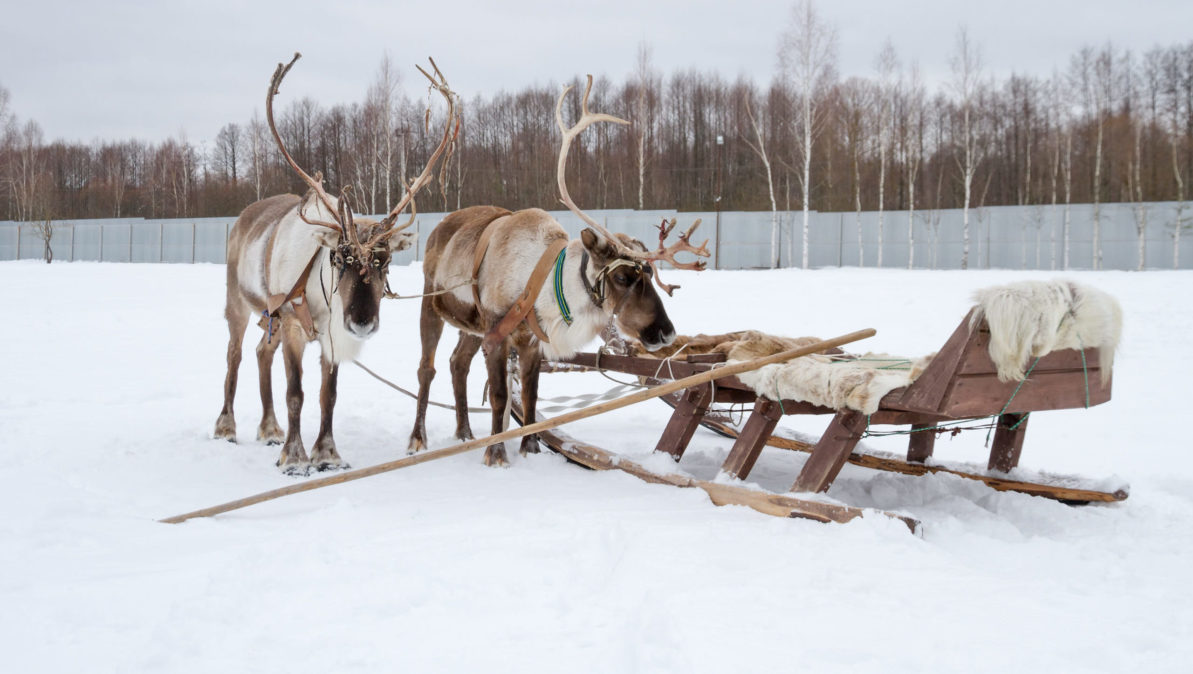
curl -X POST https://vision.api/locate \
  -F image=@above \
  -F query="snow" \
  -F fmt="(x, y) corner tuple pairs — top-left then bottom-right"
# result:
(1, 260), (1191, 672)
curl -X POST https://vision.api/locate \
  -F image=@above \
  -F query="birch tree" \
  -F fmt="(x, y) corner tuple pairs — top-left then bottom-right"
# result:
(835, 78), (872, 266)
(949, 27), (985, 270)
(742, 83), (779, 251)
(902, 64), (925, 269)
(366, 54), (402, 212)
(778, 0), (838, 269)
(874, 40), (898, 268)
(632, 42), (659, 210)
(1162, 45), (1189, 267)
(247, 110), (266, 201)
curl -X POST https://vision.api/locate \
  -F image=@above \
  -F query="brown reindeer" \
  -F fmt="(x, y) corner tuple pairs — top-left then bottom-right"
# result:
(214, 54), (458, 474)
(409, 76), (709, 467)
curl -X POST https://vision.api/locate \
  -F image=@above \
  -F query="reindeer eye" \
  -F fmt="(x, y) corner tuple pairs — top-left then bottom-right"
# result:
(614, 273), (629, 285)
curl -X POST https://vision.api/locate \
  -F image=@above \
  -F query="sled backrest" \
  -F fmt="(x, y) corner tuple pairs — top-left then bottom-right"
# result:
(896, 309), (1112, 418)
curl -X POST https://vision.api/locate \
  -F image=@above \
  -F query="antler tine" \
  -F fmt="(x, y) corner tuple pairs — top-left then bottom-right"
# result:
(554, 75), (640, 255)
(266, 52), (343, 232)
(370, 176), (418, 245)
(373, 58), (459, 243)
(645, 217), (710, 296)
(652, 217), (710, 270)
(338, 185), (363, 250)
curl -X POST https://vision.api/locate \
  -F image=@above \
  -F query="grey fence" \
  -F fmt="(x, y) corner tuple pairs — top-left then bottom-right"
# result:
(2, 202), (1190, 270)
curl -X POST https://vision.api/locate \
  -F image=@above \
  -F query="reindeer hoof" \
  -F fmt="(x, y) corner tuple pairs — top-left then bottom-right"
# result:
(213, 415), (237, 442)
(455, 428), (474, 441)
(519, 436), (540, 457)
(278, 461), (311, 477)
(257, 421), (284, 445)
(483, 445), (509, 467)
(407, 436), (426, 455)
(314, 460), (350, 472)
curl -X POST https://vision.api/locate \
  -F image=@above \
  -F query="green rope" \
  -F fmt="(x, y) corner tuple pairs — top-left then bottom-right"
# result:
(982, 355), (1042, 446)
(1077, 334), (1091, 408)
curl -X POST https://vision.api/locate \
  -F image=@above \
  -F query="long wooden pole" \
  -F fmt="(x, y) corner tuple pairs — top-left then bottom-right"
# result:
(160, 328), (876, 524)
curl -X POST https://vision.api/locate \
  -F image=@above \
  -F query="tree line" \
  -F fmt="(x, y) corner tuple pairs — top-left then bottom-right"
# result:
(3, 16), (1192, 269)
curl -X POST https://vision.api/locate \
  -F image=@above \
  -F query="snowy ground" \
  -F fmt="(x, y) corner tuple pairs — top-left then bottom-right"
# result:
(1, 260), (1191, 673)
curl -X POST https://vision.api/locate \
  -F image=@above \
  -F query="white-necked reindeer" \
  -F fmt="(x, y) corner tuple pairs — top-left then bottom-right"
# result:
(214, 53), (458, 474)
(409, 76), (709, 467)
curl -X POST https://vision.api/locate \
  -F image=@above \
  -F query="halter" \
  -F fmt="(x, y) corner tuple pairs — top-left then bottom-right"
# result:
(329, 240), (390, 282)
(579, 250), (651, 309)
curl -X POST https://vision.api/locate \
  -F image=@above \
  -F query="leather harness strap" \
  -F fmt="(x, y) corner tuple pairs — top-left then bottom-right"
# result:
(265, 249), (320, 339)
(471, 221), (501, 308)
(481, 238), (568, 353)
(261, 220), (320, 340)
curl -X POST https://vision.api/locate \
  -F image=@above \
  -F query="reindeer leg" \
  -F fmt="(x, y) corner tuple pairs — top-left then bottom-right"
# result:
(516, 339), (542, 456)
(276, 318), (310, 475)
(254, 323), (284, 444)
(408, 297), (444, 453)
(483, 341), (511, 467)
(214, 302), (249, 442)
(310, 357), (347, 471)
(450, 332), (483, 441)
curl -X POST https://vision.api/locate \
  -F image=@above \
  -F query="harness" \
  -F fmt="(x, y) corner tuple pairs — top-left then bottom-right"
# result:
(260, 222), (319, 341)
(470, 224), (649, 353)
(471, 220), (566, 351)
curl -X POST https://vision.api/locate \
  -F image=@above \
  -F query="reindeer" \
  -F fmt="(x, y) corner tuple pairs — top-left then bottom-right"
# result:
(408, 76), (709, 467)
(214, 53), (458, 474)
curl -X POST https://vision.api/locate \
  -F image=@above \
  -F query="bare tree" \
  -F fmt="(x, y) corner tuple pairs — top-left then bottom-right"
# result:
(31, 215), (53, 263)
(1045, 71), (1065, 270)
(632, 41), (659, 210)
(213, 123), (243, 184)
(247, 110), (267, 201)
(902, 64), (925, 269)
(778, 0), (838, 269)
(836, 78), (872, 266)
(949, 26), (985, 270)
(874, 40), (898, 267)
(1126, 51), (1150, 270)
(367, 53), (402, 211)
(12, 120), (44, 222)
(1161, 45), (1189, 268)
(742, 83), (779, 251)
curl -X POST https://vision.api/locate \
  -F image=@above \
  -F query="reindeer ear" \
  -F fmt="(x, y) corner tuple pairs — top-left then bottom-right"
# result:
(313, 228), (340, 250)
(581, 228), (617, 261)
(388, 231), (416, 253)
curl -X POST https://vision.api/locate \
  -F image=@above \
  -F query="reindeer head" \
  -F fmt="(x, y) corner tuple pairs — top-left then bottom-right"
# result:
(301, 195), (413, 337)
(268, 53), (458, 338)
(557, 76), (709, 351)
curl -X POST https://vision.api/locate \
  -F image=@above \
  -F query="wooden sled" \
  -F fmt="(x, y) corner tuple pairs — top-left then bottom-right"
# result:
(537, 309), (1127, 506)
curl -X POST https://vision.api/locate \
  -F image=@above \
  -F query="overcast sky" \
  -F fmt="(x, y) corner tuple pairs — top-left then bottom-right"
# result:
(2, 0), (1190, 146)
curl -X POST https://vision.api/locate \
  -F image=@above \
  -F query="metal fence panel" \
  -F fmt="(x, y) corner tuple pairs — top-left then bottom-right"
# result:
(2, 203), (1191, 270)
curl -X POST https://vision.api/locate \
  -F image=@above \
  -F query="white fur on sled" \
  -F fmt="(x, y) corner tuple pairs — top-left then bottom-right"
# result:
(735, 350), (933, 415)
(971, 279), (1122, 383)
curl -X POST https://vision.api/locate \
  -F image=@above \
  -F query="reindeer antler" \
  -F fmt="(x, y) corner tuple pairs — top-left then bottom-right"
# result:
(266, 53), (345, 234)
(647, 217), (710, 295)
(555, 77), (709, 294)
(555, 75), (630, 243)
(369, 57), (459, 247)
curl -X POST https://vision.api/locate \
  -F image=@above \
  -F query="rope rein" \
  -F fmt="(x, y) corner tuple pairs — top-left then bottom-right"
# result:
(384, 278), (475, 301)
